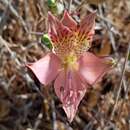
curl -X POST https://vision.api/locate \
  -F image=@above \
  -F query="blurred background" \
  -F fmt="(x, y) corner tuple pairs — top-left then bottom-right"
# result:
(0, 0), (130, 130)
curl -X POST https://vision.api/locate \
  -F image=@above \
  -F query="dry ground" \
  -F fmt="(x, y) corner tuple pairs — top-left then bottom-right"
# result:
(0, 0), (130, 130)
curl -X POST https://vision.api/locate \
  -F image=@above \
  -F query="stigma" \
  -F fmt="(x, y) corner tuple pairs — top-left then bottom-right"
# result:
(62, 53), (78, 70)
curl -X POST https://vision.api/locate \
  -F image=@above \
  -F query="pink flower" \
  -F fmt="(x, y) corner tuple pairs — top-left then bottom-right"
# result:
(27, 11), (114, 122)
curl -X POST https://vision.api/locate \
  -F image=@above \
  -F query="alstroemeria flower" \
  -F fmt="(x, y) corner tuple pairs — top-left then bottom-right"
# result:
(27, 11), (114, 122)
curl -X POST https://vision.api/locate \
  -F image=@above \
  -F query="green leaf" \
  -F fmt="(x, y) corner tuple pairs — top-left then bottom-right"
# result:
(41, 34), (52, 49)
(47, 0), (56, 7)
(47, 0), (57, 14)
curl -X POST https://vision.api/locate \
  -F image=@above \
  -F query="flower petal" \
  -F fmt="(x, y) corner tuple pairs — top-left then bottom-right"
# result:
(26, 53), (61, 85)
(79, 12), (96, 44)
(48, 12), (71, 43)
(78, 52), (113, 85)
(61, 10), (77, 30)
(54, 69), (87, 122)
(63, 88), (86, 122)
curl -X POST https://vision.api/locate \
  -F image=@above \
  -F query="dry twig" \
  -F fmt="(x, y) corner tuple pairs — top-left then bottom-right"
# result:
(110, 42), (130, 120)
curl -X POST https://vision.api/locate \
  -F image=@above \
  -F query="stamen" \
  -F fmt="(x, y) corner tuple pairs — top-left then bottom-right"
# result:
(53, 31), (90, 65)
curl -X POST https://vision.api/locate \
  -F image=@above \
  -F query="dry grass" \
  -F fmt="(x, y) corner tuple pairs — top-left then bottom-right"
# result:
(0, 0), (130, 130)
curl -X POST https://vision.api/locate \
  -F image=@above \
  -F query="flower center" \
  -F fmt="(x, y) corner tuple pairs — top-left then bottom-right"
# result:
(53, 32), (90, 60)
(63, 53), (78, 70)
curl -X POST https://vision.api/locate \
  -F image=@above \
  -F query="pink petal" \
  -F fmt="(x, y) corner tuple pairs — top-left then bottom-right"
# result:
(54, 69), (87, 122)
(48, 12), (71, 43)
(78, 52), (113, 85)
(26, 53), (61, 85)
(79, 12), (96, 44)
(61, 10), (77, 30)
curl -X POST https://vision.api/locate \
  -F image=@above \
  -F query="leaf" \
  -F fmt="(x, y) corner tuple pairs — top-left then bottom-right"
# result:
(47, 0), (56, 7)
(47, 0), (57, 14)
(41, 34), (52, 49)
